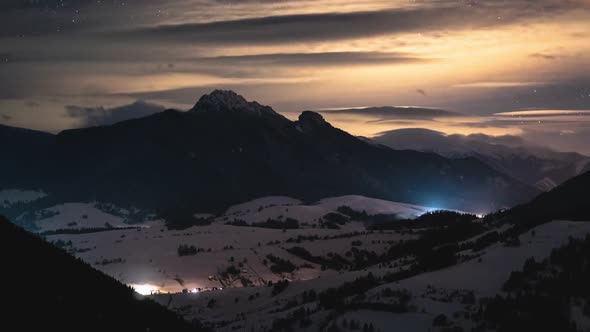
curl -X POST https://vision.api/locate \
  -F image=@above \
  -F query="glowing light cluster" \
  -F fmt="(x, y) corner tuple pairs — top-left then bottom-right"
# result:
(131, 283), (160, 296)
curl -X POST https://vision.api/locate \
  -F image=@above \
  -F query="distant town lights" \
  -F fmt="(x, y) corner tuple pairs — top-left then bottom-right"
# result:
(131, 284), (160, 296)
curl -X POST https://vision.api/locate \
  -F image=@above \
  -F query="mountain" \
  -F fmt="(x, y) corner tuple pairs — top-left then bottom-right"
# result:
(0, 123), (54, 147)
(499, 169), (590, 224)
(0, 124), (55, 188)
(2, 91), (538, 220)
(373, 128), (590, 191)
(0, 215), (206, 331)
(483, 168), (590, 239)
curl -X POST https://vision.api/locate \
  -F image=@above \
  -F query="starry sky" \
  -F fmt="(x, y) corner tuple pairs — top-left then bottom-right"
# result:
(1, 0), (589, 153)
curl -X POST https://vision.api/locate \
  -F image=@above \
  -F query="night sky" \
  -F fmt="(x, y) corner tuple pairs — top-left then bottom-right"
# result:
(1, 0), (589, 153)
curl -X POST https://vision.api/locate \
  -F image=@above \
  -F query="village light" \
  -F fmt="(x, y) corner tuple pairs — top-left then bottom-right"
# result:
(131, 284), (159, 296)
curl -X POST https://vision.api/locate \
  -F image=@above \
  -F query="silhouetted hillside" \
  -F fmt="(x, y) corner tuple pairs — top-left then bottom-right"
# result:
(487, 170), (590, 231)
(0, 216), (208, 332)
(0, 124), (55, 188)
(482, 235), (590, 332)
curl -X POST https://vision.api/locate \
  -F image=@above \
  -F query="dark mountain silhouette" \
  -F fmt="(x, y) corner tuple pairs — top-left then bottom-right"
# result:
(487, 169), (590, 232)
(0, 124), (55, 188)
(516, 169), (590, 220)
(0, 123), (54, 148)
(2, 91), (538, 221)
(372, 128), (590, 191)
(0, 215), (207, 331)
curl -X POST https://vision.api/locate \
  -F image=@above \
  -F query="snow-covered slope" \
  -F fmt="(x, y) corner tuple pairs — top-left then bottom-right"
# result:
(388, 220), (590, 297)
(27, 202), (139, 231)
(216, 195), (431, 225)
(224, 196), (303, 216)
(0, 189), (46, 207)
(317, 195), (430, 218)
(46, 222), (411, 293)
(145, 220), (590, 332)
(31, 195), (426, 294)
(534, 177), (558, 192)
(18, 193), (590, 331)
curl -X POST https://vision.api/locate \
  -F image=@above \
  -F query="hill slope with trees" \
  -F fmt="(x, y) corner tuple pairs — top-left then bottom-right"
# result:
(0, 216), (208, 332)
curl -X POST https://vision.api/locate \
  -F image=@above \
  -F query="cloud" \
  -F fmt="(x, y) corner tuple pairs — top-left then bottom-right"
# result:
(2, 51), (431, 68)
(530, 53), (558, 60)
(2, 0), (583, 42)
(522, 125), (590, 156)
(104, 0), (588, 45)
(111, 3), (562, 46)
(197, 52), (432, 67)
(493, 110), (590, 117)
(445, 78), (590, 115)
(0, 0), (588, 155)
(24, 101), (40, 107)
(316, 106), (462, 121)
(445, 110), (590, 131)
(373, 128), (530, 153)
(452, 82), (547, 88)
(65, 101), (165, 127)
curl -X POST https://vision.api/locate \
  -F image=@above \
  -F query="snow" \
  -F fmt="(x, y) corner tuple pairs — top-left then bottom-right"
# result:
(0, 189), (46, 207)
(24, 195), (590, 331)
(193, 213), (215, 220)
(34, 203), (128, 231)
(215, 195), (430, 226)
(534, 177), (558, 191)
(337, 311), (433, 332)
(389, 220), (590, 297)
(46, 222), (411, 294)
(224, 196), (302, 216)
(28, 196), (426, 301)
(143, 220), (590, 331)
(316, 195), (429, 218)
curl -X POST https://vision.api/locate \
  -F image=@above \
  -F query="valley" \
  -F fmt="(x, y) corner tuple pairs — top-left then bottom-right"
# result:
(4, 185), (590, 331)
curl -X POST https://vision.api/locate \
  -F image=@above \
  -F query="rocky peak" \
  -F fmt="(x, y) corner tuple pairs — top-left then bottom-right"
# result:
(190, 90), (279, 117)
(299, 111), (329, 126)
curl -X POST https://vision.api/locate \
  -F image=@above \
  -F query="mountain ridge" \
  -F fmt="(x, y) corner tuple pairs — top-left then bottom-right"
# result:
(1, 91), (539, 222)
(372, 128), (590, 191)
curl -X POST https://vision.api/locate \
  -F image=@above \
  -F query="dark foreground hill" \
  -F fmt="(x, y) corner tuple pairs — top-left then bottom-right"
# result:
(516, 169), (590, 220)
(487, 169), (590, 233)
(0, 124), (55, 188)
(1, 91), (538, 220)
(0, 216), (208, 331)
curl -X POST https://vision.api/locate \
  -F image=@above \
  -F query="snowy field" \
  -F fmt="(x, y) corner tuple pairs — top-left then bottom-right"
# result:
(147, 220), (590, 332)
(38, 195), (426, 294)
(47, 221), (416, 294)
(216, 195), (431, 225)
(11, 193), (590, 331)
(32, 203), (130, 231)
(0, 189), (45, 207)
